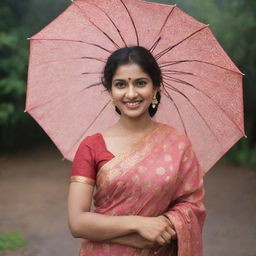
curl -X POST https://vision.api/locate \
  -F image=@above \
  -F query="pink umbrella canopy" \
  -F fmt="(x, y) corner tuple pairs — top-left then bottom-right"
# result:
(25, 0), (245, 173)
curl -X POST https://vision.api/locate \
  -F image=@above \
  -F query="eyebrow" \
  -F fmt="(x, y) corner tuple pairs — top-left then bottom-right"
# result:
(113, 77), (149, 82)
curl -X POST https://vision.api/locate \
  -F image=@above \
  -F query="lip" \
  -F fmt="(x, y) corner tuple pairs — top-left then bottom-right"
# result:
(123, 100), (143, 103)
(123, 100), (142, 109)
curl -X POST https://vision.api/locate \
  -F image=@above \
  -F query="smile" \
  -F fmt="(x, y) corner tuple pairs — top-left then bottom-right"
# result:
(124, 100), (143, 108)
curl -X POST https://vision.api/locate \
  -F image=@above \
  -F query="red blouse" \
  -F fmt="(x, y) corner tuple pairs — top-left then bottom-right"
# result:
(71, 133), (115, 186)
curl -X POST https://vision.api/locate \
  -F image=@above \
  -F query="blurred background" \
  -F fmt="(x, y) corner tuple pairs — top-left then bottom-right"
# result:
(0, 0), (255, 255)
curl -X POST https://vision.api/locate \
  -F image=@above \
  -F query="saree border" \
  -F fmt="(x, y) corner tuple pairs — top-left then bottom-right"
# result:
(70, 175), (95, 186)
(96, 122), (164, 180)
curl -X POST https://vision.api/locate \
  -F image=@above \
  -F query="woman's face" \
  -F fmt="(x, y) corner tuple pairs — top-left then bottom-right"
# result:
(110, 63), (157, 119)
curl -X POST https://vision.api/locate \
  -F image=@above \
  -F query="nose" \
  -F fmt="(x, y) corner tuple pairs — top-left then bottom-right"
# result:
(126, 84), (138, 99)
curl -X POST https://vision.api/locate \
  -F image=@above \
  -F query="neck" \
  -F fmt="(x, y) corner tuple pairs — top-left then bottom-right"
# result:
(117, 113), (157, 134)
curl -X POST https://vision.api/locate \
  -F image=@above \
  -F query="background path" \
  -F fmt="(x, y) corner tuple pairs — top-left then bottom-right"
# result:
(0, 144), (255, 256)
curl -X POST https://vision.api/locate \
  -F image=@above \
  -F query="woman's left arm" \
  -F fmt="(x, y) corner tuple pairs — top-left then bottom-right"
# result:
(162, 140), (206, 256)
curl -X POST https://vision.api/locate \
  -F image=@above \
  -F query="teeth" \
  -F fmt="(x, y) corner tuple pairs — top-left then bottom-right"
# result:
(126, 101), (140, 106)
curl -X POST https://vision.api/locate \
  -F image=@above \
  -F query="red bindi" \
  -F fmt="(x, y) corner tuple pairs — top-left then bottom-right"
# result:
(128, 77), (132, 80)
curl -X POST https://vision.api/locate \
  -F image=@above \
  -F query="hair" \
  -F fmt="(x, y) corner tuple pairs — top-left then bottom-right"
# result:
(101, 46), (162, 117)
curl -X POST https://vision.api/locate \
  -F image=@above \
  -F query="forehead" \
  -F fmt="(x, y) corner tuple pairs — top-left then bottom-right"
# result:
(113, 63), (150, 79)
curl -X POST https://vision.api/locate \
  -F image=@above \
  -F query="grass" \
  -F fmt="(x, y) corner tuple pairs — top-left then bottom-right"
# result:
(0, 232), (27, 251)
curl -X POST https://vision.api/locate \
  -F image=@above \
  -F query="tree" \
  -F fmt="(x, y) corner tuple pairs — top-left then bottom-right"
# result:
(0, 0), (69, 152)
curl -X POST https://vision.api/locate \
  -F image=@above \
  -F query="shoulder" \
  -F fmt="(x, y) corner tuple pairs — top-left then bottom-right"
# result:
(79, 133), (102, 150)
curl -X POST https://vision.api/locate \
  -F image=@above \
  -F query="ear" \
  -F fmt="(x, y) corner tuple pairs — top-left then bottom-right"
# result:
(153, 88), (159, 97)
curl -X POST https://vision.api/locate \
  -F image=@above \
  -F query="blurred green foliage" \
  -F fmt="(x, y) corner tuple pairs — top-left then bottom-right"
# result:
(0, 3), (27, 150)
(0, 0), (69, 152)
(0, 232), (27, 251)
(226, 138), (256, 167)
(0, 0), (255, 166)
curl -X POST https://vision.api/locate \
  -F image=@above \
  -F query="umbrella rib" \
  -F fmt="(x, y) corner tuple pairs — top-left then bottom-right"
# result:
(29, 38), (112, 54)
(159, 6), (176, 35)
(149, 37), (161, 53)
(149, 6), (176, 53)
(160, 59), (242, 75)
(29, 55), (106, 69)
(85, 1), (127, 47)
(161, 83), (188, 136)
(68, 99), (112, 156)
(29, 56), (101, 67)
(81, 56), (106, 63)
(162, 74), (245, 135)
(163, 80), (222, 143)
(119, 0), (139, 46)
(160, 60), (190, 68)
(161, 70), (194, 76)
(82, 71), (102, 75)
(155, 25), (209, 60)
(85, 82), (102, 89)
(72, 1), (121, 49)
(26, 82), (102, 113)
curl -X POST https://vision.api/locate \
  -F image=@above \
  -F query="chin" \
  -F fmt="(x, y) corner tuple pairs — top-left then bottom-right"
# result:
(121, 110), (149, 119)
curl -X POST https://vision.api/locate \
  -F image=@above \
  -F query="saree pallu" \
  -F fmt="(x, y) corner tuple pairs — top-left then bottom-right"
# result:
(79, 123), (206, 256)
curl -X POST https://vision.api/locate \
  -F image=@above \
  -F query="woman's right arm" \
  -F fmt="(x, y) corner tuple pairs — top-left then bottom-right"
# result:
(68, 182), (139, 241)
(68, 182), (175, 244)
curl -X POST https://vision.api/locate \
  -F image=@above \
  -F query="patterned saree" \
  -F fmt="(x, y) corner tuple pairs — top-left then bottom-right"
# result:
(72, 123), (206, 256)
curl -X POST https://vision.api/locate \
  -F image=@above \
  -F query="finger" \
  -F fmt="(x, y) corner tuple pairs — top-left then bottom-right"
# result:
(163, 220), (175, 233)
(166, 225), (176, 237)
(156, 235), (168, 246)
(161, 231), (172, 242)
(163, 227), (176, 241)
(167, 219), (175, 229)
(162, 216), (175, 229)
(162, 216), (172, 225)
(171, 229), (177, 239)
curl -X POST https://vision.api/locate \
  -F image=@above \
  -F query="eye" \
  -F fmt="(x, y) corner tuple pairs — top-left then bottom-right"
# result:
(114, 82), (126, 88)
(136, 80), (147, 87)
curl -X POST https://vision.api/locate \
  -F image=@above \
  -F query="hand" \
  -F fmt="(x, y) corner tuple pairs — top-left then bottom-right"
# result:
(135, 216), (176, 246)
(162, 214), (177, 240)
(125, 233), (157, 249)
(108, 233), (156, 249)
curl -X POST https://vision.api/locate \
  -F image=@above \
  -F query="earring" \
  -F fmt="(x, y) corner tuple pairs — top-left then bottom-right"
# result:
(111, 98), (115, 106)
(151, 95), (158, 109)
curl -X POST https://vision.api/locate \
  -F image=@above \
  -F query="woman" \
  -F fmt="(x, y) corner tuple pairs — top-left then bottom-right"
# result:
(68, 46), (206, 256)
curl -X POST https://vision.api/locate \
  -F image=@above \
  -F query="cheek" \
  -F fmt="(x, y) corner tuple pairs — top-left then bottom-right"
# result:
(111, 89), (124, 100)
(141, 88), (155, 99)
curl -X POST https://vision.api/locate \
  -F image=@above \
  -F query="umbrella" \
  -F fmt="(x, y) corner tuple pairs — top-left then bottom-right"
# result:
(25, 0), (245, 173)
